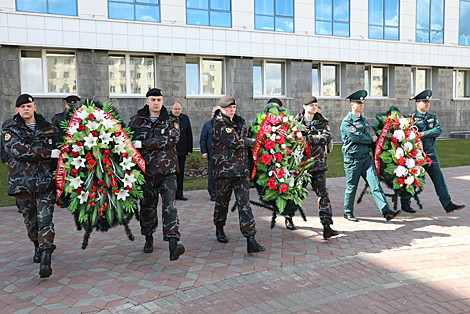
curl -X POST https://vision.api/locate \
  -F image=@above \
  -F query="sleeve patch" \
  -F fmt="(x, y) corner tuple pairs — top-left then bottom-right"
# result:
(4, 132), (11, 142)
(225, 127), (232, 133)
(349, 126), (356, 133)
(174, 123), (179, 130)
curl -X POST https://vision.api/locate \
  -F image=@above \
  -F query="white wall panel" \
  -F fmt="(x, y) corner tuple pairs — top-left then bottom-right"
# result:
(79, 0), (107, 19)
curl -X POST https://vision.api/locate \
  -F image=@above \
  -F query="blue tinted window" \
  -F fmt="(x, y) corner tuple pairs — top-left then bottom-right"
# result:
(459, 0), (470, 45)
(369, 0), (399, 40)
(109, 0), (161, 22)
(315, 0), (349, 37)
(186, 0), (231, 28)
(416, 0), (444, 44)
(17, 0), (77, 16)
(255, 0), (294, 33)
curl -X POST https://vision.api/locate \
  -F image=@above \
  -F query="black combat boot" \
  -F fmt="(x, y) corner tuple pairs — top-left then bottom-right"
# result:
(33, 241), (41, 263)
(216, 226), (228, 243)
(247, 236), (265, 253)
(143, 235), (153, 253)
(285, 216), (296, 230)
(39, 250), (52, 278)
(169, 238), (185, 261)
(323, 224), (339, 240)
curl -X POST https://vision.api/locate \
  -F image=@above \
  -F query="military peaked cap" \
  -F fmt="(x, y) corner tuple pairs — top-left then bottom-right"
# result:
(347, 90), (368, 103)
(16, 94), (34, 107)
(412, 89), (432, 101)
(64, 95), (81, 104)
(146, 88), (163, 97)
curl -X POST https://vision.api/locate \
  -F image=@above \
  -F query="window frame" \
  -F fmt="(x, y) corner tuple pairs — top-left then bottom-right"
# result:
(459, 0), (470, 46)
(453, 68), (470, 99)
(254, 0), (295, 33)
(313, 62), (341, 98)
(186, 0), (232, 28)
(108, 52), (157, 98)
(186, 56), (226, 98)
(108, 0), (161, 23)
(368, 0), (400, 41)
(415, 0), (445, 44)
(16, 0), (78, 16)
(253, 59), (287, 98)
(411, 66), (432, 97)
(315, 0), (350, 37)
(19, 48), (78, 98)
(364, 64), (389, 98)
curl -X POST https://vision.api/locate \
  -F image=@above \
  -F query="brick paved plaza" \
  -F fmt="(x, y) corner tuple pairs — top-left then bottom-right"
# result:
(0, 166), (469, 314)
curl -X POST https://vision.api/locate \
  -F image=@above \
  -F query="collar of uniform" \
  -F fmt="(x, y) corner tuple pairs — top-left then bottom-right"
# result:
(138, 104), (170, 121)
(349, 112), (363, 122)
(12, 112), (49, 130)
(414, 109), (428, 118)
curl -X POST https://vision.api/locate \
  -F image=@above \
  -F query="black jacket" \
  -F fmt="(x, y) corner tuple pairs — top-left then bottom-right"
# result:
(1, 118), (13, 164)
(175, 113), (193, 157)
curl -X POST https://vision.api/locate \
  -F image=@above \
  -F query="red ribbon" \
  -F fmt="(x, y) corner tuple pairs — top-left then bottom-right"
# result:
(251, 113), (271, 182)
(55, 106), (145, 200)
(374, 112), (393, 175)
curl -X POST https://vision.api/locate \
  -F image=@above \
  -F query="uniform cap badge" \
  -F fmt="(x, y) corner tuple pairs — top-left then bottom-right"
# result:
(28, 97), (33, 102)
(48, 139), (53, 145)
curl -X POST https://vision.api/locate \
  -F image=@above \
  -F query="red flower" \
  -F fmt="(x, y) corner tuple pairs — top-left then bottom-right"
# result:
(398, 177), (405, 186)
(77, 188), (83, 194)
(77, 142), (83, 147)
(61, 146), (69, 153)
(86, 152), (92, 159)
(274, 153), (283, 162)
(89, 194), (95, 200)
(88, 114), (94, 120)
(284, 147), (291, 156)
(97, 180), (102, 185)
(269, 115), (281, 125)
(115, 131), (122, 137)
(71, 169), (78, 176)
(104, 149), (111, 156)
(92, 131), (99, 137)
(125, 186), (132, 191)
(267, 178), (278, 190)
(102, 183), (107, 188)
(261, 125), (272, 134)
(264, 140), (276, 150)
(122, 153), (129, 158)
(71, 151), (79, 158)
(99, 212), (103, 216)
(89, 160), (96, 166)
(79, 124), (85, 131)
(276, 168), (284, 178)
(398, 157), (406, 166)
(103, 204), (108, 210)
(279, 183), (288, 194)
(260, 154), (274, 165)
(277, 136), (286, 145)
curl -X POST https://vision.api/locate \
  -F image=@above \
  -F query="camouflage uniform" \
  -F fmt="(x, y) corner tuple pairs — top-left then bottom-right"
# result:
(212, 109), (257, 237)
(2, 113), (57, 253)
(295, 111), (334, 225)
(129, 105), (181, 241)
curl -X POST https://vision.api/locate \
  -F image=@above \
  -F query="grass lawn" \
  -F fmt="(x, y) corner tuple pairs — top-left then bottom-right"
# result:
(0, 139), (468, 207)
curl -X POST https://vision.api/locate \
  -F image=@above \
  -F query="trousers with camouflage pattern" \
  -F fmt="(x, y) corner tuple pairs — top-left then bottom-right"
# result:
(16, 190), (56, 252)
(306, 171), (333, 225)
(214, 177), (257, 237)
(140, 174), (181, 241)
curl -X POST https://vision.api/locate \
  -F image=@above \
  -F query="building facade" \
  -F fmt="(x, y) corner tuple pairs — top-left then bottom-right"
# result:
(1, 0), (469, 145)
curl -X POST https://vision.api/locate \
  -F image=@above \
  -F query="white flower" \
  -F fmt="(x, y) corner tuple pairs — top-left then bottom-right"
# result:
(120, 157), (135, 171)
(115, 141), (127, 154)
(394, 165), (407, 177)
(268, 170), (274, 176)
(276, 135), (280, 139)
(393, 130), (405, 142)
(69, 123), (79, 134)
(270, 134), (276, 141)
(84, 134), (98, 148)
(86, 120), (100, 131)
(71, 156), (85, 169)
(78, 191), (89, 204)
(404, 176), (415, 185)
(270, 149), (275, 154)
(101, 118), (115, 130)
(271, 126), (277, 132)
(279, 178), (284, 182)
(281, 144), (286, 149)
(282, 116), (288, 122)
(405, 158), (415, 169)
(114, 135), (125, 145)
(287, 134), (292, 139)
(276, 163), (281, 168)
(289, 180), (294, 187)
(416, 151), (423, 159)
(72, 144), (84, 154)
(403, 142), (413, 152)
(93, 110), (105, 121)
(123, 173), (136, 188)
(116, 189), (130, 201)
(292, 126), (298, 132)
(99, 132), (113, 145)
(297, 132), (303, 139)
(395, 147), (404, 158)
(69, 177), (83, 189)
(76, 109), (89, 120)
(399, 118), (410, 129)
(408, 131), (416, 140)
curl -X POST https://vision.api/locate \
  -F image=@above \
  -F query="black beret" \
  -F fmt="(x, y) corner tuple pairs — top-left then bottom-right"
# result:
(219, 96), (236, 108)
(267, 98), (283, 107)
(303, 96), (318, 105)
(146, 88), (163, 97)
(16, 94), (34, 107)
(64, 95), (81, 104)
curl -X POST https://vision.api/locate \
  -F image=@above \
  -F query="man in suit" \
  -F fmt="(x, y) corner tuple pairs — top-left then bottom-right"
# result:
(172, 102), (193, 201)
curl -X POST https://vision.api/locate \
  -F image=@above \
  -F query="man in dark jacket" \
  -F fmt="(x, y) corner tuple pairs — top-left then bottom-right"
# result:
(212, 96), (264, 253)
(200, 106), (219, 201)
(171, 102), (193, 201)
(1, 109), (16, 165)
(3, 94), (60, 278)
(51, 95), (81, 128)
(400, 90), (465, 213)
(294, 97), (338, 239)
(128, 88), (185, 261)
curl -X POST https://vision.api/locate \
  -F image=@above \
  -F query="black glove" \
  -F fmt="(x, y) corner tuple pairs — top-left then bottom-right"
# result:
(244, 137), (254, 148)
